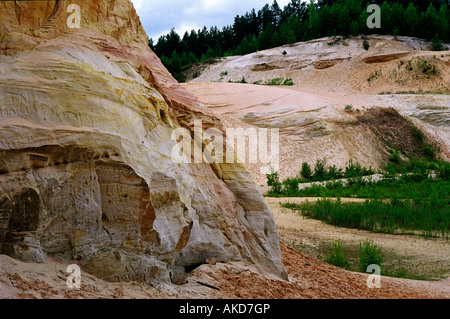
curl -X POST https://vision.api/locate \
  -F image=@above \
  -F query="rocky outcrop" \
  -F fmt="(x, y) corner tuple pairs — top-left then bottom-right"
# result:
(363, 52), (409, 63)
(251, 63), (281, 72)
(0, 0), (287, 283)
(313, 58), (345, 69)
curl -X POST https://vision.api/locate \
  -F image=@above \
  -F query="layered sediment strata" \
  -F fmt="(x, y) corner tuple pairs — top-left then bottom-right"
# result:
(0, 0), (287, 283)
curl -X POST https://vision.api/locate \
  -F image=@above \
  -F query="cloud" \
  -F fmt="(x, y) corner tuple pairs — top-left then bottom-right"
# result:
(132, 0), (144, 10)
(131, 0), (293, 40)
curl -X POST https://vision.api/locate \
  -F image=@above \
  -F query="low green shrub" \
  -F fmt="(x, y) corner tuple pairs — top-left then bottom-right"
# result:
(326, 240), (351, 270)
(300, 162), (313, 181)
(430, 34), (444, 51)
(436, 160), (450, 180)
(363, 39), (370, 51)
(358, 240), (383, 273)
(282, 177), (301, 195)
(282, 78), (294, 86)
(264, 78), (284, 86)
(313, 158), (327, 181)
(389, 149), (401, 163)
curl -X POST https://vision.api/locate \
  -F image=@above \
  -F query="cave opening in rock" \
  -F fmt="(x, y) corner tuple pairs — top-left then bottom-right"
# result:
(8, 188), (40, 232)
(0, 188), (40, 256)
(184, 262), (204, 273)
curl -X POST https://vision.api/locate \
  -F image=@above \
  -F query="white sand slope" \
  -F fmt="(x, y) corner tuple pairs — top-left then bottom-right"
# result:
(189, 35), (449, 95)
(183, 36), (450, 185)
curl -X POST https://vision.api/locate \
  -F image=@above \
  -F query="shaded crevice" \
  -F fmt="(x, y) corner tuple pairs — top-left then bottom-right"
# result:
(0, 188), (40, 258)
(184, 262), (204, 273)
(14, 0), (21, 25)
(0, 145), (120, 174)
(8, 188), (40, 232)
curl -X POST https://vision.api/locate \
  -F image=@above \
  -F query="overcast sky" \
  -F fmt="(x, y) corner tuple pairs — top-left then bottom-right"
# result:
(131, 0), (293, 40)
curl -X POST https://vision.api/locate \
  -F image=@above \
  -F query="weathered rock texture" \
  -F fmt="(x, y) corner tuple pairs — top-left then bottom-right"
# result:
(0, 0), (287, 283)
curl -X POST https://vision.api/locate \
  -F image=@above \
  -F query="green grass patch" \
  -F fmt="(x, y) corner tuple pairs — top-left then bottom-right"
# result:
(283, 198), (449, 238)
(286, 177), (450, 205)
(228, 77), (248, 84)
(368, 69), (382, 82)
(282, 78), (294, 86)
(260, 78), (294, 86)
(266, 158), (449, 202)
(326, 240), (351, 269)
(264, 78), (283, 86)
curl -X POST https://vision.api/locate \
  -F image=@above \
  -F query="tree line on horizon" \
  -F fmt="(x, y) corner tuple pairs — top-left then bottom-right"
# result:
(149, 0), (450, 81)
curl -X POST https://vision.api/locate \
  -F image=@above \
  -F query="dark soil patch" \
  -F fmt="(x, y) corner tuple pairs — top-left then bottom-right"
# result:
(357, 107), (436, 159)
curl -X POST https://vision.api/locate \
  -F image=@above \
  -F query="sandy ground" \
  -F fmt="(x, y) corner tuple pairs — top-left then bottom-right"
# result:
(2, 241), (448, 299)
(266, 197), (450, 281)
(196, 243), (450, 299)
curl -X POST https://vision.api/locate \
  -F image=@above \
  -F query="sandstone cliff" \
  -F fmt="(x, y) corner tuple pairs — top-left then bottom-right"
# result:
(0, 0), (287, 283)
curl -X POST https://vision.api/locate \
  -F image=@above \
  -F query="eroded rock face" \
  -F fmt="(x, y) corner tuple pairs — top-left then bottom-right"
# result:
(0, 0), (287, 283)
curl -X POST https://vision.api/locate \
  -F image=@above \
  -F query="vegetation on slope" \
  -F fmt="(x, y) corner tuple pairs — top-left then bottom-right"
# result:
(267, 113), (450, 239)
(283, 197), (449, 238)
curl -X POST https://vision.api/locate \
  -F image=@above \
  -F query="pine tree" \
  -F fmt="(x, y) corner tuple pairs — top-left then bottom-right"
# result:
(380, 1), (393, 35)
(165, 28), (181, 56)
(405, 3), (419, 36)
(271, 0), (283, 29)
(258, 23), (276, 50)
(438, 3), (449, 42)
(431, 33), (444, 51)
(347, 0), (363, 21)
(205, 47), (215, 60)
(307, 1), (320, 39)
(318, 4), (332, 37)
(390, 2), (406, 35)
(336, 4), (350, 35)
(350, 20), (359, 35)
(258, 4), (275, 30)
(419, 3), (440, 39)
(283, 0), (307, 22)
(280, 18), (297, 44)
(301, 162), (312, 181)
(272, 30), (282, 47)
(235, 36), (250, 55)
(180, 51), (189, 67)
(187, 51), (198, 65)
(249, 35), (258, 53)
(358, 9), (369, 35)
(170, 50), (182, 74)
(151, 0), (449, 79)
